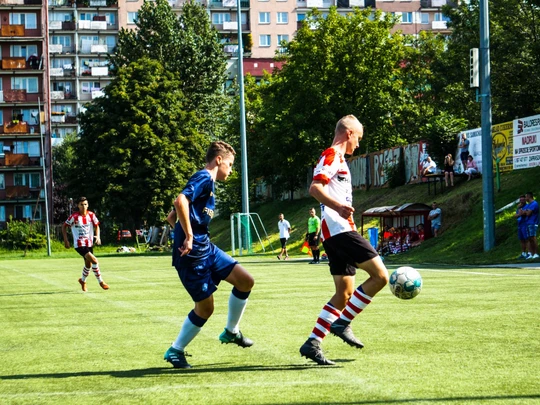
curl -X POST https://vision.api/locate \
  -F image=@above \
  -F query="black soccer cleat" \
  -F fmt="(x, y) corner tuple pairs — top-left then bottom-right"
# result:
(299, 338), (335, 366)
(164, 347), (192, 369)
(330, 320), (364, 349)
(219, 328), (254, 348)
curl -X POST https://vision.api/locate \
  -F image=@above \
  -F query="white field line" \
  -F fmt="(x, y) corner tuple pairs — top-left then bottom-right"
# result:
(419, 268), (540, 277)
(0, 379), (366, 399)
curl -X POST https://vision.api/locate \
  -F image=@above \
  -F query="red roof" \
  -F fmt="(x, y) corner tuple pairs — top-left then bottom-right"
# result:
(243, 58), (284, 77)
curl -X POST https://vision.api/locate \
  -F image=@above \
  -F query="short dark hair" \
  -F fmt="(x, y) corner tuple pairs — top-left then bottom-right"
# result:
(519, 194), (526, 199)
(526, 191), (534, 198)
(78, 196), (88, 203)
(206, 141), (235, 163)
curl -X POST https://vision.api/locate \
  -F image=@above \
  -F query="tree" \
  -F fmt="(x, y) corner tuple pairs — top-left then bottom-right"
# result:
(69, 58), (207, 229)
(109, 0), (230, 138)
(245, 8), (422, 197)
(436, 0), (540, 125)
(51, 132), (77, 223)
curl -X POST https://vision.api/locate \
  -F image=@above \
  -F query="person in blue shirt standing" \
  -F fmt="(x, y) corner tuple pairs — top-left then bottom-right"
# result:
(515, 195), (529, 259)
(523, 191), (539, 260)
(164, 141), (255, 368)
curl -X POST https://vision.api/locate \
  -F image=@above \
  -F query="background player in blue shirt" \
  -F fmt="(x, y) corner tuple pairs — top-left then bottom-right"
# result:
(164, 141), (255, 368)
(524, 191), (539, 260)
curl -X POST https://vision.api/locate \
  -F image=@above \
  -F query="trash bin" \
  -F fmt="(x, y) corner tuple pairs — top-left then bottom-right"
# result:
(368, 227), (378, 249)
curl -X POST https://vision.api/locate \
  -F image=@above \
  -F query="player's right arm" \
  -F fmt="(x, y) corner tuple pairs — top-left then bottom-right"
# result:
(62, 222), (70, 249)
(309, 180), (354, 220)
(174, 193), (193, 256)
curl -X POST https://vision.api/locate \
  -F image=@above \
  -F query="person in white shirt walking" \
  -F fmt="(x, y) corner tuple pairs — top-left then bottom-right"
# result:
(277, 213), (291, 260)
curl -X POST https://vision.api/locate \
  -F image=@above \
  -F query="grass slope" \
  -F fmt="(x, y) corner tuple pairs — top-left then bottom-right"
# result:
(0, 257), (539, 404)
(209, 166), (540, 265)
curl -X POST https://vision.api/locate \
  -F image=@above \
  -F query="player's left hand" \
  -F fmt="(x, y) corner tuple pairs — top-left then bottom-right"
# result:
(179, 238), (192, 256)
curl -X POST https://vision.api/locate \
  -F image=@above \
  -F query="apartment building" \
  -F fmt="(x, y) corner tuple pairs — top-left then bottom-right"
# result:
(0, 0), (51, 227)
(48, 0), (119, 144)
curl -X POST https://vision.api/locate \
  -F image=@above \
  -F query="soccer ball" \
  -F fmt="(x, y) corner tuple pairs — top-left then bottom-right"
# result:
(389, 266), (422, 300)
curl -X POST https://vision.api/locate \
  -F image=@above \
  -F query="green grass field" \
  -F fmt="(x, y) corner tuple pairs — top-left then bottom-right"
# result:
(1, 256), (539, 405)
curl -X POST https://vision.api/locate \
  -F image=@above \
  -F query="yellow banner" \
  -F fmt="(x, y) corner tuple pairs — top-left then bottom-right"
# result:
(492, 121), (513, 172)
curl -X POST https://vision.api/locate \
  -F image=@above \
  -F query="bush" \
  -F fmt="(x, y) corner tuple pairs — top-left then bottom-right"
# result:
(0, 218), (46, 250)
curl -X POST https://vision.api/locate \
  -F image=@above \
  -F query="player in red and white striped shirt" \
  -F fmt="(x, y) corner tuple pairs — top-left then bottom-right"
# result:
(299, 115), (389, 365)
(62, 197), (109, 292)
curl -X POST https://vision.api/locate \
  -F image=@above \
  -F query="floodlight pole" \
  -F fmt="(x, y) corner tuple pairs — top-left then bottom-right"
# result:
(38, 98), (52, 256)
(479, 0), (495, 251)
(236, 0), (249, 215)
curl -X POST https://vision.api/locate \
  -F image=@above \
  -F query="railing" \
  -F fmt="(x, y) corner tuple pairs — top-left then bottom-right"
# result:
(4, 121), (29, 133)
(3, 89), (27, 102)
(1, 58), (27, 70)
(5, 186), (31, 199)
(432, 20), (448, 29)
(4, 153), (30, 166)
(0, 25), (25, 37)
(0, 0), (42, 5)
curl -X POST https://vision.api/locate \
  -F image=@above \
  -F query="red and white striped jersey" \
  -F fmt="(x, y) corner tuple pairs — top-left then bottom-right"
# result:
(65, 211), (100, 247)
(312, 147), (356, 241)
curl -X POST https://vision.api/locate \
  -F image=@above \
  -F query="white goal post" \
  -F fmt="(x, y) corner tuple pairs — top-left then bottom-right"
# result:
(230, 212), (275, 256)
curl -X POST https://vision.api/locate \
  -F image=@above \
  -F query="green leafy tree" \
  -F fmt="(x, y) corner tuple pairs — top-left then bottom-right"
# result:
(109, 0), (230, 138)
(69, 58), (207, 229)
(436, 0), (540, 125)
(52, 133), (77, 223)
(245, 8), (420, 197)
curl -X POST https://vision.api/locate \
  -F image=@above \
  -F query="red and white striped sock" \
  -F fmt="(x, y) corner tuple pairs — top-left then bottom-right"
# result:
(91, 264), (103, 283)
(309, 302), (341, 342)
(81, 267), (90, 282)
(339, 286), (372, 323)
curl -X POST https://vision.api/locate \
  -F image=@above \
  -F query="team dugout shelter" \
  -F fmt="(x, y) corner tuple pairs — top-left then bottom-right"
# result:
(360, 203), (434, 253)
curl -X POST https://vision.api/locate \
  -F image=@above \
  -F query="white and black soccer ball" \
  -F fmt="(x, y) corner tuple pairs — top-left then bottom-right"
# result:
(389, 266), (422, 300)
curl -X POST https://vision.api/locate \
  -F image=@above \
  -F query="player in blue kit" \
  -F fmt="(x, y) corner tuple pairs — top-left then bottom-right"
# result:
(164, 141), (255, 369)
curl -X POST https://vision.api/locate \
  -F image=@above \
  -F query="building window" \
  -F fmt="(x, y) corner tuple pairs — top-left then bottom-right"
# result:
(259, 12), (270, 24)
(421, 13), (429, 24)
(15, 205), (41, 220)
(277, 12), (288, 24)
(11, 77), (39, 94)
(10, 13), (37, 29)
(401, 12), (413, 23)
(259, 34), (271, 47)
(127, 12), (138, 24)
(105, 12), (116, 25)
(10, 45), (38, 58)
(297, 13), (306, 22)
(434, 13), (450, 22)
(14, 141), (40, 157)
(0, 173), (4, 189)
(0, 206), (5, 222)
(79, 12), (98, 21)
(49, 11), (72, 22)
(14, 173), (41, 188)
(212, 13), (231, 24)
(81, 82), (101, 93)
(277, 34), (289, 46)
(51, 36), (72, 47)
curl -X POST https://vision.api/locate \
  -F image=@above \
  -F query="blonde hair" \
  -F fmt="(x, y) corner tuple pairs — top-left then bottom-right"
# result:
(335, 115), (363, 136)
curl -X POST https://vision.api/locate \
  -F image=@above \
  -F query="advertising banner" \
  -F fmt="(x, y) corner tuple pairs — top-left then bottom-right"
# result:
(456, 128), (482, 173)
(492, 121), (513, 172)
(513, 114), (540, 170)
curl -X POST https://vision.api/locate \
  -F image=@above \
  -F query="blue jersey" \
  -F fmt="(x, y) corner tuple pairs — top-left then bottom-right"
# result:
(526, 200), (539, 225)
(517, 205), (527, 227)
(173, 169), (215, 266)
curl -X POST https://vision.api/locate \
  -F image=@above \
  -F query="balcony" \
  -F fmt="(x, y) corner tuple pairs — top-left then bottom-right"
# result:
(1, 25), (25, 37)
(4, 121), (29, 133)
(3, 89), (27, 102)
(224, 44), (239, 54)
(0, 0), (42, 4)
(5, 186), (31, 199)
(432, 21), (448, 29)
(51, 112), (65, 123)
(1, 57), (27, 70)
(421, 0), (456, 7)
(4, 153), (29, 166)
(49, 0), (70, 6)
(210, 0), (249, 7)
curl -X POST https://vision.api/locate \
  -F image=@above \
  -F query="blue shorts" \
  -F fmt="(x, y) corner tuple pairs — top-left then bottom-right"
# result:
(175, 243), (237, 302)
(518, 226), (528, 241)
(431, 224), (441, 231)
(526, 224), (538, 239)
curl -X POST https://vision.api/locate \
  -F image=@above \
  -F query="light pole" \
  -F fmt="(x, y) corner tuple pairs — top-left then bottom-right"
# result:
(479, 0), (495, 251)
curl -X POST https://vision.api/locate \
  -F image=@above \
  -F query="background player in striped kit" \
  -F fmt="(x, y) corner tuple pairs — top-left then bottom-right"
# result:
(62, 197), (109, 292)
(299, 115), (389, 365)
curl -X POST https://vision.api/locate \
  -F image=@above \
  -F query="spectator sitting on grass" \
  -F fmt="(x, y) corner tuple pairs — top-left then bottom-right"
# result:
(464, 155), (479, 181)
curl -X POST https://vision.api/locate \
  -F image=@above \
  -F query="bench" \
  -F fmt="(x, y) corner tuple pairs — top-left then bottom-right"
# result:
(424, 174), (446, 195)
